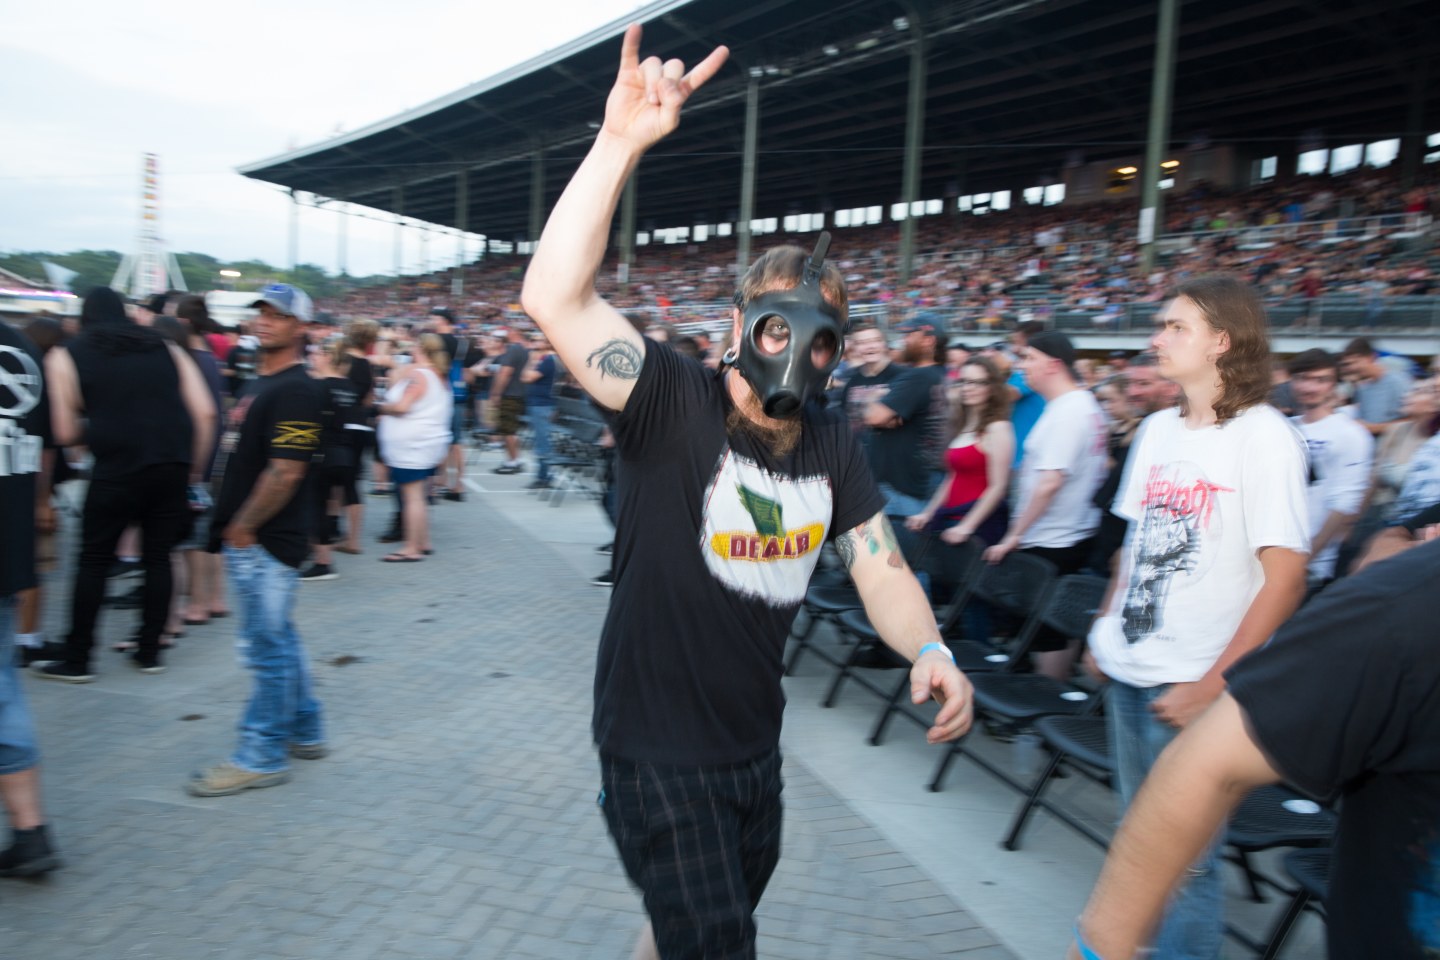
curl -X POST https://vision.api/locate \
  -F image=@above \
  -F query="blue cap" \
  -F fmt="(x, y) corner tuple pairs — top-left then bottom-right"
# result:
(250, 283), (314, 323)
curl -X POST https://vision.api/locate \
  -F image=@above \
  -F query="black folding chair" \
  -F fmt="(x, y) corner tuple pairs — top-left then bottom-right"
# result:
(864, 540), (1038, 745)
(818, 538), (987, 712)
(1259, 848), (1331, 960)
(783, 564), (864, 676)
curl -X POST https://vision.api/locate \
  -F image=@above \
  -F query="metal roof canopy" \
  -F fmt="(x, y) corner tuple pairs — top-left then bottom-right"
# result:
(239, 0), (1440, 244)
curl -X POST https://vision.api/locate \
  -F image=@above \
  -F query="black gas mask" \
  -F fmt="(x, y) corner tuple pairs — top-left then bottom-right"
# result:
(727, 232), (844, 419)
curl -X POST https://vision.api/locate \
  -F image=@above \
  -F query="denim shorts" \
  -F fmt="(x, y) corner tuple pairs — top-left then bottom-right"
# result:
(0, 597), (40, 776)
(389, 465), (435, 487)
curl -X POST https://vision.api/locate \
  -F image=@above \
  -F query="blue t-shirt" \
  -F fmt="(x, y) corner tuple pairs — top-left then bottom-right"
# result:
(1008, 369), (1046, 468)
(526, 353), (557, 408)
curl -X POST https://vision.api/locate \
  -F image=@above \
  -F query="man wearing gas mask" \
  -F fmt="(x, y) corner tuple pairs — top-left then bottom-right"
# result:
(521, 25), (974, 960)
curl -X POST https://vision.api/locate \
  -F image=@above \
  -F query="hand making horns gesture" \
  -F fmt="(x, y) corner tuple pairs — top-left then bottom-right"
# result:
(602, 23), (730, 151)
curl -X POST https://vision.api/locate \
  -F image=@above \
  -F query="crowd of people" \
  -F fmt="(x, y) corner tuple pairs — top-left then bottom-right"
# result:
(318, 161), (1439, 339)
(3, 30), (1439, 958)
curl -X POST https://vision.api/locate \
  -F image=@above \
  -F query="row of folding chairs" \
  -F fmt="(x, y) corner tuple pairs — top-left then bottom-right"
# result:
(785, 537), (1338, 956)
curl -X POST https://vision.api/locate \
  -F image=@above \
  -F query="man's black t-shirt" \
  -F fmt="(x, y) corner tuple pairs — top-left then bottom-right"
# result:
(318, 376), (364, 467)
(872, 365), (947, 498)
(596, 339), (883, 766)
(209, 364), (323, 567)
(840, 362), (904, 463)
(1227, 540), (1440, 959)
(499, 343), (529, 399)
(0, 324), (48, 597)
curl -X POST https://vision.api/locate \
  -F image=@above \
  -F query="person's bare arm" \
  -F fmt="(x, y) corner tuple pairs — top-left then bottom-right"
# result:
(520, 25), (728, 412)
(222, 459), (310, 549)
(836, 511), (974, 743)
(378, 369), (426, 416)
(983, 468), (1064, 563)
(1151, 545), (1307, 727)
(1071, 694), (1281, 960)
(168, 344), (216, 483)
(863, 400), (902, 428)
(43, 348), (83, 447)
(1355, 523), (1422, 571)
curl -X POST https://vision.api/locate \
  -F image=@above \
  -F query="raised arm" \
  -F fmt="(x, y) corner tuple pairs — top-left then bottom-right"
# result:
(836, 511), (974, 743)
(520, 24), (728, 412)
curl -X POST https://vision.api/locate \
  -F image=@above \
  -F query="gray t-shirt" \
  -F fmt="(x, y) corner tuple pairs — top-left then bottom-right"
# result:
(500, 343), (529, 399)
(1355, 367), (1411, 425)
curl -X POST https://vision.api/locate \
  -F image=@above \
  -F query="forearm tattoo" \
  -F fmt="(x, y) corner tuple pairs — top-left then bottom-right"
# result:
(836, 514), (906, 571)
(586, 338), (642, 381)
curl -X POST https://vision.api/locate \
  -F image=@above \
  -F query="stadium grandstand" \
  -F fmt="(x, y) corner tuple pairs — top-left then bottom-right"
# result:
(239, 0), (1440, 356)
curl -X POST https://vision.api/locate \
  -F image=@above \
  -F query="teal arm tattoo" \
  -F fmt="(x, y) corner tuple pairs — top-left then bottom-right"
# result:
(586, 338), (643, 381)
(835, 514), (906, 571)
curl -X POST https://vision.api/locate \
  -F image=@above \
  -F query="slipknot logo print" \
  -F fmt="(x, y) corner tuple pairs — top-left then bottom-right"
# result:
(1141, 466), (1234, 530)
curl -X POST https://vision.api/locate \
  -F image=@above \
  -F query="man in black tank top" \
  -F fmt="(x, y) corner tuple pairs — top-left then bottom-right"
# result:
(32, 287), (215, 682)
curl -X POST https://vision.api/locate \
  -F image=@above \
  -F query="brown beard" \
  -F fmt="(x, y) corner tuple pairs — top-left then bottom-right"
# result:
(901, 341), (929, 365)
(726, 399), (803, 456)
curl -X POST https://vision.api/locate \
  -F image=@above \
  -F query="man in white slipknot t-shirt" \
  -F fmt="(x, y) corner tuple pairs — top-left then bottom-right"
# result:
(1086, 277), (1309, 960)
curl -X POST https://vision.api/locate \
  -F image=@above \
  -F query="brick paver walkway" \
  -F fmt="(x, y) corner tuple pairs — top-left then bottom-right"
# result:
(3, 486), (1016, 960)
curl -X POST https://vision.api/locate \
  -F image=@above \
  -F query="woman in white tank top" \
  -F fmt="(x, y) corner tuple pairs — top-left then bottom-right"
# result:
(376, 334), (454, 561)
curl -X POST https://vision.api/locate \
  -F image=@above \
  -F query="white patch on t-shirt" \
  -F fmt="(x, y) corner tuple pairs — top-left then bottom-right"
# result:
(699, 448), (834, 607)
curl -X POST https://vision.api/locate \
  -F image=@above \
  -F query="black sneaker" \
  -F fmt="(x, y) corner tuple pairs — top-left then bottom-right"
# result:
(300, 564), (338, 582)
(128, 653), (165, 675)
(442, 489), (466, 502)
(32, 661), (95, 684)
(107, 559), (141, 580)
(493, 463), (523, 475)
(596, 542), (614, 556)
(0, 825), (62, 878)
(15, 642), (64, 669)
(590, 569), (614, 587)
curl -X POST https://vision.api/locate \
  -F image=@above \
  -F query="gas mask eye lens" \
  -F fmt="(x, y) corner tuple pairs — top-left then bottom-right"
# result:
(810, 330), (837, 368)
(756, 317), (791, 354)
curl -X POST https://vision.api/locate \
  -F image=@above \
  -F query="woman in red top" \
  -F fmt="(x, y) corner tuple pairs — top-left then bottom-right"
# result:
(906, 355), (1014, 546)
(902, 356), (1014, 620)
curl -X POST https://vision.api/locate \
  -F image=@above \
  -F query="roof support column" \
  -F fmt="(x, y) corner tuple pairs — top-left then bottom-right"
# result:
(529, 147), (546, 250)
(337, 204), (347, 278)
(1138, 0), (1179, 274)
(618, 172), (637, 293)
(898, 23), (927, 285)
(1399, 60), (1430, 188)
(736, 76), (760, 276)
(288, 189), (300, 273)
(392, 184), (405, 277)
(454, 170), (469, 298)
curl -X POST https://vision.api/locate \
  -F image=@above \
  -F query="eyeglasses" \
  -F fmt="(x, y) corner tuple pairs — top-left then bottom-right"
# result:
(957, 378), (992, 387)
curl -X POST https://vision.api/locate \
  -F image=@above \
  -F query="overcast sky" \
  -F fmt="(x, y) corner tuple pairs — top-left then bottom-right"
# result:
(0, 0), (648, 280)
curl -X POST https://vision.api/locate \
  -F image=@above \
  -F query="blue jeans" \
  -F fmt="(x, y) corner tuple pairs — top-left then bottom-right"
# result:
(224, 546), (324, 773)
(529, 405), (555, 482)
(1108, 681), (1224, 960)
(0, 597), (40, 776)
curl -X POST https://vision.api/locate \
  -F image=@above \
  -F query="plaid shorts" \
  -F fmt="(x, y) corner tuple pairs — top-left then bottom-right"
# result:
(599, 749), (784, 960)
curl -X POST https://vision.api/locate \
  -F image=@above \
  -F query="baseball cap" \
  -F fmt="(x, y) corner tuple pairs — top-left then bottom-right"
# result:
(1027, 330), (1078, 376)
(250, 283), (314, 323)
(429, 307), (456, 323)
(896, 312), (946, 336)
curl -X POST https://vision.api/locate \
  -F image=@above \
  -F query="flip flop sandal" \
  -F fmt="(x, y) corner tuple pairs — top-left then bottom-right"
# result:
(381, 553), (424, 563)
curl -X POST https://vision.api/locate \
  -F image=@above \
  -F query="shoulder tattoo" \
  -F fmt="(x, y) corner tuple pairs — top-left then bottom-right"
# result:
(586, 338), (642, 381)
